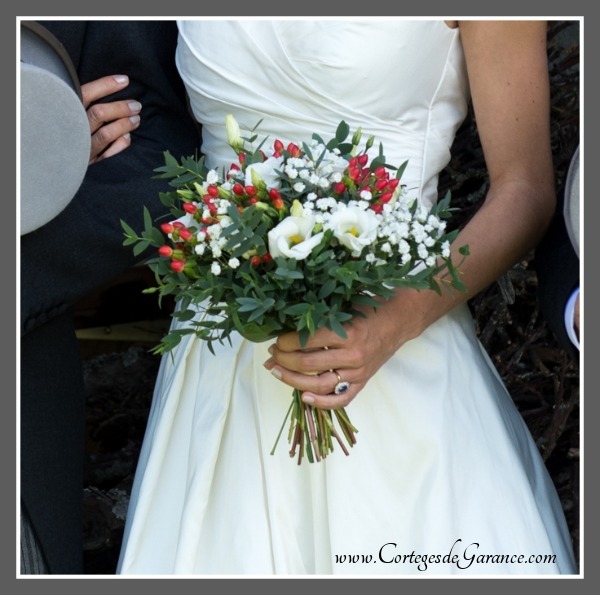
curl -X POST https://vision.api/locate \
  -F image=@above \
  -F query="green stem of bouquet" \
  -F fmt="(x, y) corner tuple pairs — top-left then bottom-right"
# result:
(270, 388), (358, 463)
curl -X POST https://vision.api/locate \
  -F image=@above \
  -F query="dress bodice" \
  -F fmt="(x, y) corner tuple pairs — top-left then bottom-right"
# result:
(176, 19), (470, 207)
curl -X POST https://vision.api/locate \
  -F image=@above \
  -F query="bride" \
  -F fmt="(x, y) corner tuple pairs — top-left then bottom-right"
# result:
(117, 19), (577, 575)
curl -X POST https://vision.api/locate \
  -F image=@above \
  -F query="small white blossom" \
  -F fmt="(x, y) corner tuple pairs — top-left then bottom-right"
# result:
(359, 190), (373, 201)
(206, 170), (220, 185)
(417, 243), (429, 259)
(211, 262), (222, 275)
(398, 239), (410, 254)
(426, 255), (436, 267)
(194, 244), (206, 256)
(228, 257), (240, 269)
(284, 165), (299, 179)
(441, 241), (451, 258)
(293, 182), (306, 193)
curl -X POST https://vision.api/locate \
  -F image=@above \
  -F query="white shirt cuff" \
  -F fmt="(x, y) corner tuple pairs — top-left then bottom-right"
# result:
(564, 287), (580, 349)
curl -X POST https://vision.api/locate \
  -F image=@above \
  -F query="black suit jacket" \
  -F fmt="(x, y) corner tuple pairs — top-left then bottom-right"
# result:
(21, 20), (200, 335)
(535, 167), (580, 363)
(19, 21), (200, 573)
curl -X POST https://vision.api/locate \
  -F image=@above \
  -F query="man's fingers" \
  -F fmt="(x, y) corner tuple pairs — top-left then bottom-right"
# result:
(81, 74), (129, 108)
(87, 100), (142, 135)
(89, 116), (140, 163)
(89, 133), (132, 165)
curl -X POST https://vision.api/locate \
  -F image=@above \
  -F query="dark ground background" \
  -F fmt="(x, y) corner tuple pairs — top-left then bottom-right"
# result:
(73, 21), (581, 575)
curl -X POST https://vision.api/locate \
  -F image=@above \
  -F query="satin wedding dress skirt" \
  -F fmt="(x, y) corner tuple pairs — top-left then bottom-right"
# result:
(117, 20), (577, 575)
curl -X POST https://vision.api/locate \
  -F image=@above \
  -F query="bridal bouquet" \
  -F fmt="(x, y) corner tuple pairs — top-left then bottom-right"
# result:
(122, 116), (469, 464)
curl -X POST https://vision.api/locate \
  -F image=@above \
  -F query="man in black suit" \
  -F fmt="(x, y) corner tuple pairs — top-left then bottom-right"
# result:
(20, 20), (199, 574)
(536, 145), (580, 361)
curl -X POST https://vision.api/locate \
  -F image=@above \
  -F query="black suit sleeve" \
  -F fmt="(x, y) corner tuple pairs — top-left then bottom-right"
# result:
(20, 21), (200, 335)
(535, 194), (579, 362)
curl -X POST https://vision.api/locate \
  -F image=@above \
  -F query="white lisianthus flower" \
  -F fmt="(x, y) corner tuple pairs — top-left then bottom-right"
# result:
(245, 156), (284, 189)
(268, 215), (324, 260)
(327, 207), (379, 253)
(211, 261), (222, 275)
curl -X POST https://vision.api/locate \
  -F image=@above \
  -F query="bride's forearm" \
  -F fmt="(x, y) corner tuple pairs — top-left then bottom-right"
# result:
(382, 177), (556, 346)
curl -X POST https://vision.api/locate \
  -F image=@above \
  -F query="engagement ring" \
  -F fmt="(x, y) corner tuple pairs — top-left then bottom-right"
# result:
(333, 372), (350, 395)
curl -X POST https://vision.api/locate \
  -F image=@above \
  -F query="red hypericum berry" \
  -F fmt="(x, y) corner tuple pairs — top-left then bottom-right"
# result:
(261, 253), (273, 264)
(182, 202), (198, 214)
(238, 153), (246, 165)
(207, 185), (219, 198)
(247, 197), (258, 205)
(374, 166), (387, 179)
(358, 154), (369, 167)
(250, 255), (262, 267)
(170, 259), (185, 273)
(371, 203), (384, 214)
(287, 143), (301, 157)
(178, 228), (193, 241)
(273, 139), (284, 154)
(375, 179), (388, 191)
(229, 163), (240, 172)
(379, 192), (393, 204)
(272, 198), (285, 210)
(349, 167), (361, 182)
(348, 156), (358, 168)
(333, 182), (346, 194)
(245, 185), (258, 197)
(386, 178), (400, 190)
(158, 245), (173, 257)
(172, 221), (185, 229)
(268, 188), (281, 201)
(160, 223), (174, 234)
(232, 183), (245, 196)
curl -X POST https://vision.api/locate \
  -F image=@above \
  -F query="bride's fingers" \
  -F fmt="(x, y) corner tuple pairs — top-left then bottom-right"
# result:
(263, 357), (355, 399)
(300, 381), (363, 410)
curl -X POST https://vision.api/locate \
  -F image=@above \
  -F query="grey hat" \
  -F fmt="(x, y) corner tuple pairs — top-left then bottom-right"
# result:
(563, 145), (580, 259)
(20, 21), (91, 235)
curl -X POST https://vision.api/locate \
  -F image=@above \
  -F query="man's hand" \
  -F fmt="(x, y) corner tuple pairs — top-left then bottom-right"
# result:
(81, 74), (142, 164)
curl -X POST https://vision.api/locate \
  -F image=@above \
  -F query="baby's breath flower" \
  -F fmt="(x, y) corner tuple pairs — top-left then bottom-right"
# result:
(211, 261), (221, 275)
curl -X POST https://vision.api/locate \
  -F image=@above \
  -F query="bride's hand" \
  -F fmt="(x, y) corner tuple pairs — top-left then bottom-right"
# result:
(263, 297), (417, 410)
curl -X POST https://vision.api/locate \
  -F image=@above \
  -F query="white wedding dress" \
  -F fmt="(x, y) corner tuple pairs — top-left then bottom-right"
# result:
(117, 20), (577, 575)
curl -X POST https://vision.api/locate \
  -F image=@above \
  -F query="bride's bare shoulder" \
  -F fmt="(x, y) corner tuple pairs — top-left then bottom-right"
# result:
(444, 20), (459, 29)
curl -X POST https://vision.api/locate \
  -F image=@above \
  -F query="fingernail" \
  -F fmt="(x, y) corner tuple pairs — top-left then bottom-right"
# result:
(128, 101), (142, 113)
(123, 132), (131, 141)
(113, 75), (129, 84)
(302, 395), (315, 405)
(268, 345), (275, 355)
(270, 367), (282, 380)
(129, 115), (141, 125)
